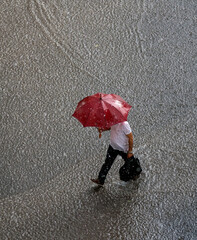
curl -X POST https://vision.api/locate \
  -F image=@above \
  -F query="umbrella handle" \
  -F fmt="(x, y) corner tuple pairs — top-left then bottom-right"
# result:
(97, 127), (102, 138)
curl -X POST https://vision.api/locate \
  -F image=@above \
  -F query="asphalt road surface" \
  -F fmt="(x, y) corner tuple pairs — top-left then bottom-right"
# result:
(0, 0), (196, 239)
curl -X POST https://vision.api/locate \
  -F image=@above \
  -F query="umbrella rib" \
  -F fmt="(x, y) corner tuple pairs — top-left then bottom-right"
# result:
(83, 103), (94, 127)
(100, 100), (108, 128)
(103, 101), (129, 121)
(83, 100), (107, 128)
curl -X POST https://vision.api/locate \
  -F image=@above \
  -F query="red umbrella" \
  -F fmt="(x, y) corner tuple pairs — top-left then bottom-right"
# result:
(72, 93), (132, 129)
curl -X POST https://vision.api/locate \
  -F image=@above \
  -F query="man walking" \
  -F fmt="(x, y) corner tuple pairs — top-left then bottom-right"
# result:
(91, 121), (135, 186)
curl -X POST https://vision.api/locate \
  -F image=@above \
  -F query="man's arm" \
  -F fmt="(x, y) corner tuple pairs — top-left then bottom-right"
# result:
(97, 127), (111, 138)
(98, 127), (111, 132)
(126, 132), (133, 158)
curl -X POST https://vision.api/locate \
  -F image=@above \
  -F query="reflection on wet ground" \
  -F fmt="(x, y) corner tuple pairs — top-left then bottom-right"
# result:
(0, 0), (196, 239)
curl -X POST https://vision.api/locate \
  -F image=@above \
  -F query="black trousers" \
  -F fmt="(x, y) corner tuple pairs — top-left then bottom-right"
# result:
(98, 145), (128, 184)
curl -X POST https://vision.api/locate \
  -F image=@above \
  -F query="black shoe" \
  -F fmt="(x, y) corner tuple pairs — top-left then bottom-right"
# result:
(91, 178), (104, 186)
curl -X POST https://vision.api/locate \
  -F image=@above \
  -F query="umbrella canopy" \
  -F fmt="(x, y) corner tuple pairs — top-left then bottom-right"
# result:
(72, 93), (132, 129)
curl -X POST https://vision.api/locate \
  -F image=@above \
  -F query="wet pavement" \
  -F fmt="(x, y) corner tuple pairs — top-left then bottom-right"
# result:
(0, 0), (196, 239)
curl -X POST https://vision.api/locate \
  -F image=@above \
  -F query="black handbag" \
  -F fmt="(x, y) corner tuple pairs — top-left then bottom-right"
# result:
(119, 155), (142, 182)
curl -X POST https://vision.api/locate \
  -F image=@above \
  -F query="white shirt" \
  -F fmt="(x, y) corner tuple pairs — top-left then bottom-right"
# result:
(110, 121), (132, 153)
